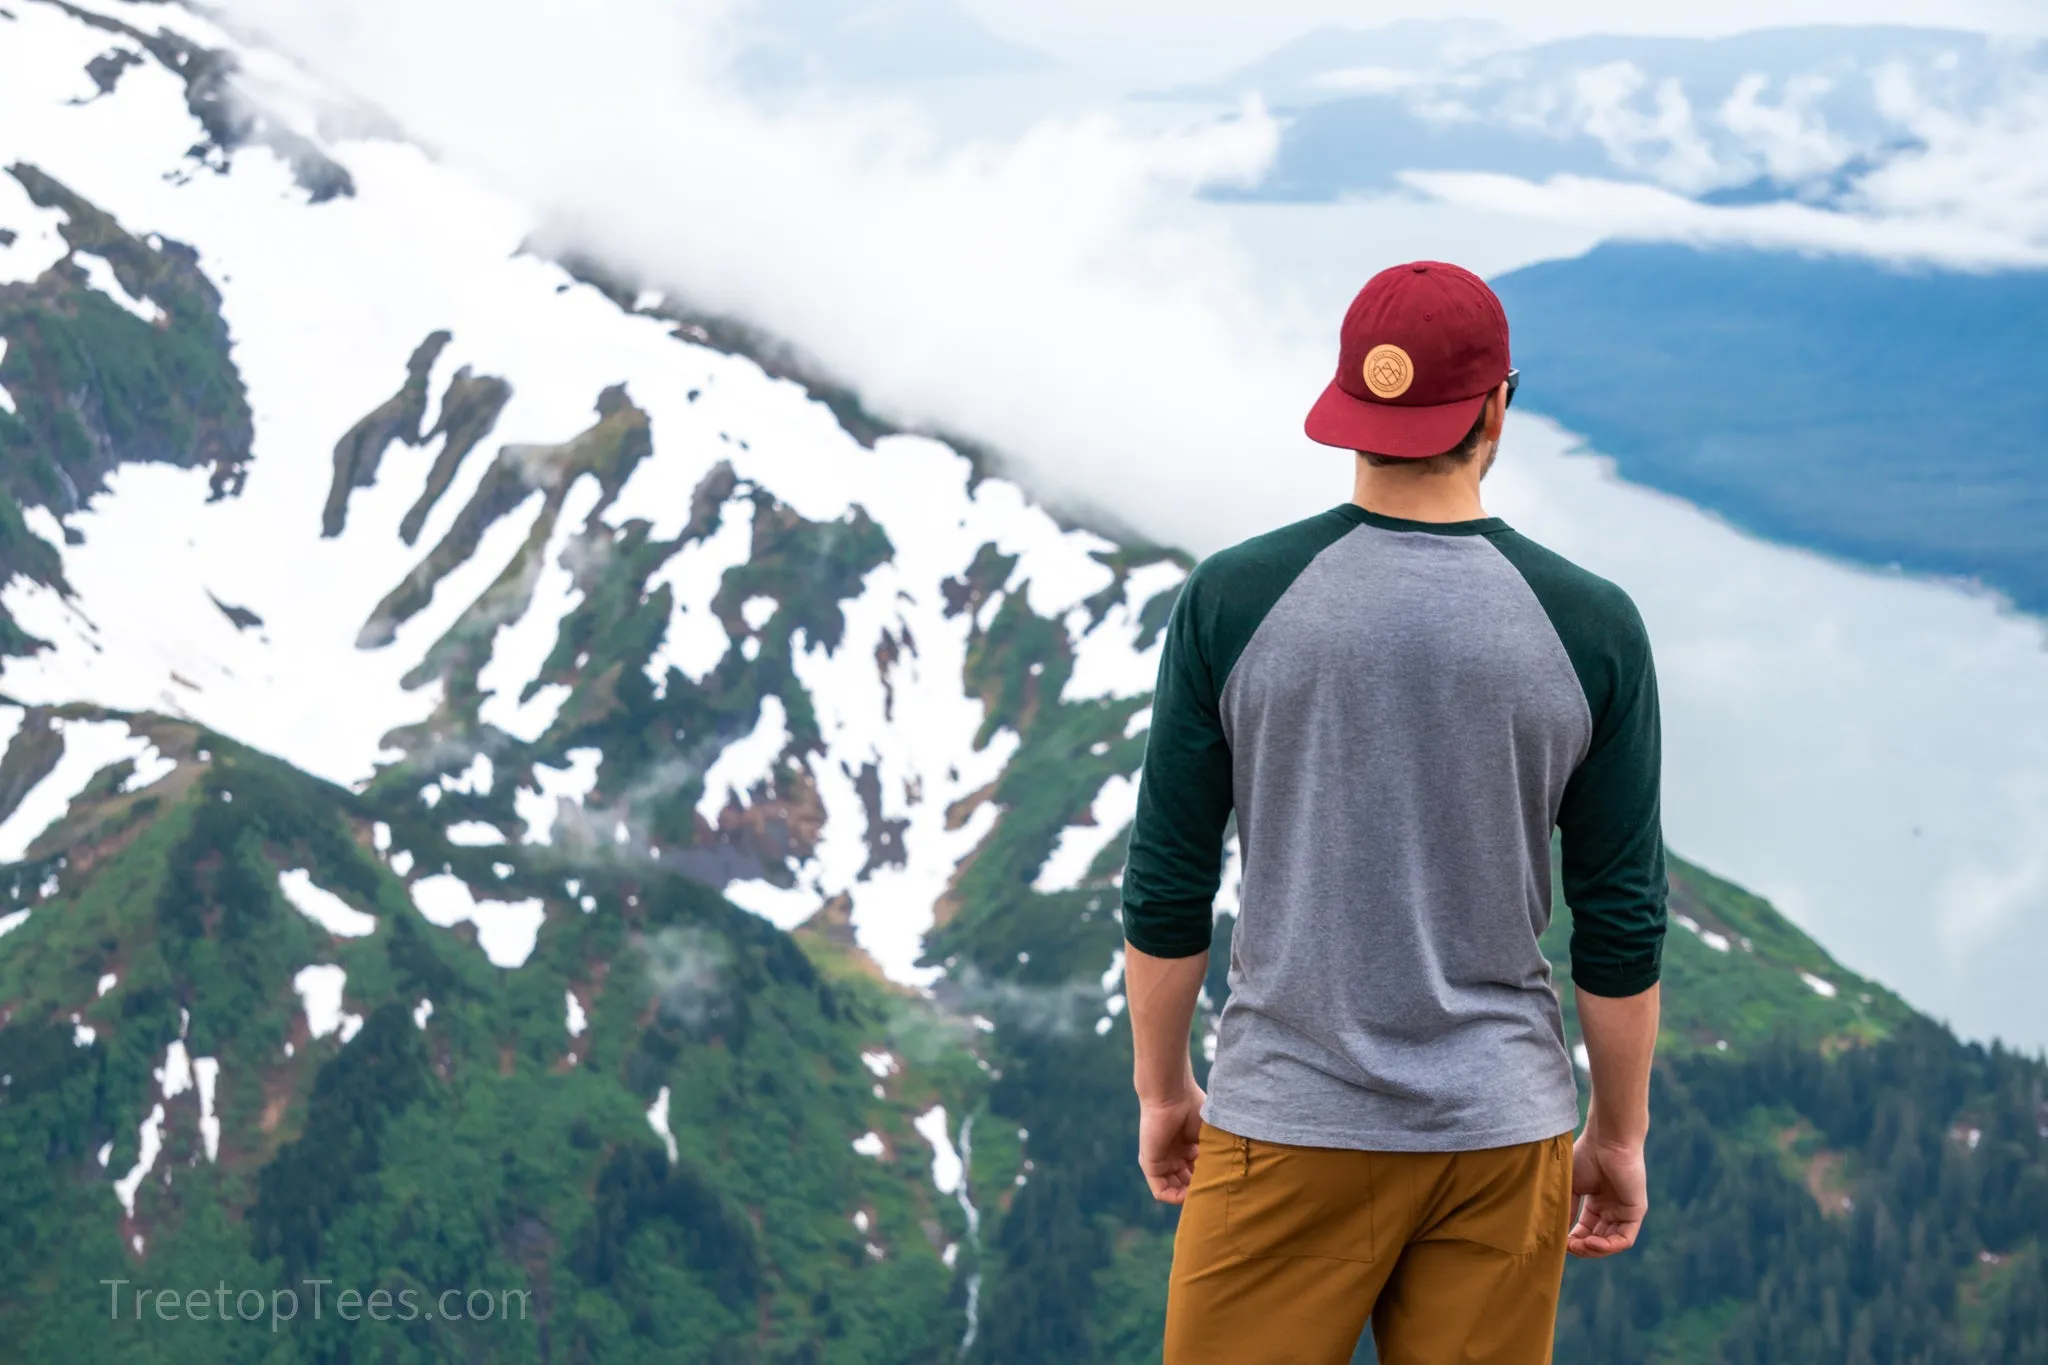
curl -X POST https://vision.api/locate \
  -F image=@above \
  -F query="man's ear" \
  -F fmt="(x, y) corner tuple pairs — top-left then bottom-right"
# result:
(1482, 383), (1509, 443)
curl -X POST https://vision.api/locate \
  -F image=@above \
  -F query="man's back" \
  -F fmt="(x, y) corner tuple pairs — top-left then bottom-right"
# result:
(1125, 504), (1663, 1149)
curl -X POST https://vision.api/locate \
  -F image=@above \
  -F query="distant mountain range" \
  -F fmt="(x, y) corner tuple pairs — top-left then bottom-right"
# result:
(732, 0), (1055, 89)
(1174, 24), (2045, 208)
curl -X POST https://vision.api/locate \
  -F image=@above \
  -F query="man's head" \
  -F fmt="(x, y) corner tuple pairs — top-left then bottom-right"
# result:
(1304, 261), (1514, 477)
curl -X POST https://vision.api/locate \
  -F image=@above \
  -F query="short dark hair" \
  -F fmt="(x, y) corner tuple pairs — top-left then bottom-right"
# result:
(1360, 404), (1490, 473)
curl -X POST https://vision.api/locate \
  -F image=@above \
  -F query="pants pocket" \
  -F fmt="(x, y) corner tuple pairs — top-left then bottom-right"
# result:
(1221, 1131), (1377, 1263)
(1448, 1133), (1571, 1257)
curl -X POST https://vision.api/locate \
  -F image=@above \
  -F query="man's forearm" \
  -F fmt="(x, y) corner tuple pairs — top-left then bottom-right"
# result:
(1124, 943), (1208, 1102)
(1576, 982), (1660, 1145)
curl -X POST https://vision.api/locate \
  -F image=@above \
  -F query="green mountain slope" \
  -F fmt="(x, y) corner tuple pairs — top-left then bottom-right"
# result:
(0, 714), (978, 1362)
(3, 690), (2043, 1362)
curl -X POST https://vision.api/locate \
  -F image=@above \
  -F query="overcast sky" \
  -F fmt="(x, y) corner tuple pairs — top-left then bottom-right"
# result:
(961, 0), (2048, 84)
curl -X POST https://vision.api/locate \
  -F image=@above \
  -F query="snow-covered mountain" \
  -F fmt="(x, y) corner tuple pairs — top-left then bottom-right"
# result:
(0, 0), (1175, 986)
(0, 2), (1186, 1351)
(2, 3), (2045, 1361)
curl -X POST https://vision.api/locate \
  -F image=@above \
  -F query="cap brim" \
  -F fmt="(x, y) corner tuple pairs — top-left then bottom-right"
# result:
(1304, 382), (1488, 460)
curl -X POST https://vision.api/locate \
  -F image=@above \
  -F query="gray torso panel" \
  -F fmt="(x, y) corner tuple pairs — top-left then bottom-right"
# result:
(1208, 523), (1591, 1150)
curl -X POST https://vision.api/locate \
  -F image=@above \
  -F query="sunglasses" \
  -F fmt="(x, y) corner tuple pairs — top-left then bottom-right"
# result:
(1504, 368), (1520, 410)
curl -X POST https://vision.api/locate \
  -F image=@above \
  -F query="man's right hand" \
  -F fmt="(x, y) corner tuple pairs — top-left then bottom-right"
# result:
(1571, 982), (1660, 1257)
(1137, 1083), (1207, 1205)
(1567, 1130), (1648, 1258)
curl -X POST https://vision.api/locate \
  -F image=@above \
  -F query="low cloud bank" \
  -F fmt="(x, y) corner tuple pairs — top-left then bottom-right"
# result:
(211, 1), (2047, 547)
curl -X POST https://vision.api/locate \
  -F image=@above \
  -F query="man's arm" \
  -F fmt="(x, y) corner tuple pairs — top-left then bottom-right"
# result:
(1552, 590), (1668, 1257)
(1570, 982), (1659, 1257)
(1126, 945), (1209, 1204)
(1121, 570), (1235, 1203)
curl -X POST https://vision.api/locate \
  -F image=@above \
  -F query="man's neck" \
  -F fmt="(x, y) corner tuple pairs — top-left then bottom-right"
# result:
(1350, 459), (1489, 524)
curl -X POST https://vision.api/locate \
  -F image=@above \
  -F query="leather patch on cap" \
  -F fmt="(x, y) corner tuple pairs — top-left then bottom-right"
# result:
(1362, 344), (1413, 399)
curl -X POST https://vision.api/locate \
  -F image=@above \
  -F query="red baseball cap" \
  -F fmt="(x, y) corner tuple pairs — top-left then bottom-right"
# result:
(1304, 261), (1512, 459)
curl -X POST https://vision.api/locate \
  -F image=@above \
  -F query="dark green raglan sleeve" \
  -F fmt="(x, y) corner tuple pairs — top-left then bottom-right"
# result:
(1121, 508), (1362, 958)
(1489, 531), (1669, 997)
(1119, 571), (1233, 957)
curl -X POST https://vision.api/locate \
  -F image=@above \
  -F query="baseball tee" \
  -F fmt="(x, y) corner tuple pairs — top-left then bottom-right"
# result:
(1122, 503), (1668, 1152)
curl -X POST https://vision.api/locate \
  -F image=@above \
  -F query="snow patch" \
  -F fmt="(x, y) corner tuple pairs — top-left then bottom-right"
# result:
(277, 868), (378, 937)
(1032, 774), (1138, 894)
(156, 1040), (192, 1098)
(913, 1105), (964, 1195)
(0, 908), (28, 940)
(740, 594), (777, 631)
(860, 1049), (898, 1079)
(409, 874), (545, 968)
(440, 753), (495, 796)
(194, 1057), (220, 1162)
(515, 747), (601, 846)
(640, 496), (756, 689)
(647, 1085), (678, 1163)
(696, 695), (789, 823)
(851, 1131), (886, 1158)
(117, 741), (177, 793)
(413, 997), (434, 1029)
(293, 964), (364, 1042)
(73, 251), (166, 325)
(478, 475), (606, 741)
(1064, 561), (1186, 703)
(565, 990), (587, 1037)
(1801, 971), (1839, 998)
(112, 1104), (166, 1218)
(1212, 834), (1244, 916)
(0, 167), (70, 285)
(446, 820), (507, 846)
(0, 719), (154, 863)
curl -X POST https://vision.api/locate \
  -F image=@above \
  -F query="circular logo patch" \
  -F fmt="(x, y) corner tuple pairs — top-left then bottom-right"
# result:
(1362, 344), (1414, 400)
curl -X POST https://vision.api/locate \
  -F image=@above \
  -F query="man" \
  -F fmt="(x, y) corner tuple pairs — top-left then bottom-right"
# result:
(1122, 261), (1667, 1365)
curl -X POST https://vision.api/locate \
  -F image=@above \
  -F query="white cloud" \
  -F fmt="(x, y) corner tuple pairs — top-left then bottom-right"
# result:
(1398, 170), (2048, 269)
(1855, 66), (2048, 245)
(1555, 62), (1725, 193)
(1717, 72), (1852, 183)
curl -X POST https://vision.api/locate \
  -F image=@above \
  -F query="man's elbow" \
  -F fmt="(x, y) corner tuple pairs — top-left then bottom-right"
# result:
(1569, 922), (1664, 1000)
(1120, 897), (1214, 960)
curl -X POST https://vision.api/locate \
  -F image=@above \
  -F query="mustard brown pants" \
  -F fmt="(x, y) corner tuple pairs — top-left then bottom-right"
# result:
(1164, 1122), (1574, 1365)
